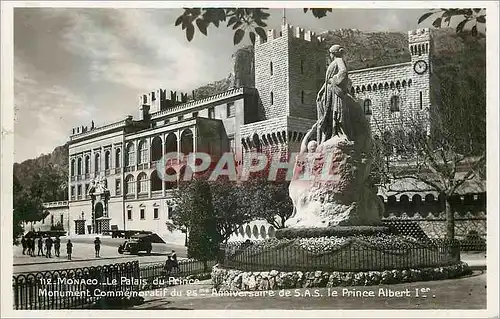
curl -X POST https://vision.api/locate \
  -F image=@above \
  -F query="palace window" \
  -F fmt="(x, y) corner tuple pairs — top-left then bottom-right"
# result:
(419, 91), (423, 109)
(126, 143), (135, 167)
(127, 209), (132, 220)
(208, 107), (215, 119)
(85, 156), (90, 174)
(125, 175), (135, 195)
(270, 61), (273, 75)
(154, 208), (159, 219)
(138, 140), (148, 164)
(94, 153), (100, 172)
(77, 185), (82, 196)
(301, 91), (305, 104)
(115, 148), (121, 168)
(60, 214), (64, 225)
(390, 96), (400, 112)
(77, 158), (82, 175)
(70, 159), (75, 176)
(226, 102), (235, 118)
(137, 173), (148, 194)
(363, 99), (372, 115)
(105, 151), (111, 170)
(270, 92), (274, 105)
(192, 111), (198, 118)
(51, 215), (54, 226)
(140, 209), (145, 220)
(116, 179), (121, 196)
(70, 186), (75, 198)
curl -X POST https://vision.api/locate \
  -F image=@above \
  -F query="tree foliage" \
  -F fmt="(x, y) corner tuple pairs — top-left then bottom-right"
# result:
(175, 8), (332, 45)
(13, 174), (50, 243)
(240, 174), (294, 229)
(177, 178), (220, 267)
(418, 8), (486, 36)
(171, 174), (257, 249)
(29, 163), (68, 202)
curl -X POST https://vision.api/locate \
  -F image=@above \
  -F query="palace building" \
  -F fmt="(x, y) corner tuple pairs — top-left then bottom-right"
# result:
(33, 24), (484, 245)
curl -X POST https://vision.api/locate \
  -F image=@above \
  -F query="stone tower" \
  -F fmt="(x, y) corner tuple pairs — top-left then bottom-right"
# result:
(240, 23), (326, 177)
(408, 28), (432, 112)
(254, 23), (327, 121)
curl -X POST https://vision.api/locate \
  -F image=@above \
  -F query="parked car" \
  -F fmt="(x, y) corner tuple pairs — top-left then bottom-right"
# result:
(118, 234), (153, 255)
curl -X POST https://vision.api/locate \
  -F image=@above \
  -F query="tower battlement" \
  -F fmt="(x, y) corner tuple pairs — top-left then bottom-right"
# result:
(408, 28), (431, 44)
(256, 23), (323, 45)
(138, 88), (192, 113)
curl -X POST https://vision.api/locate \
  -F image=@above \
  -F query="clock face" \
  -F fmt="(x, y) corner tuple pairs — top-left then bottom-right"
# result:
(413, 60), (428, 74)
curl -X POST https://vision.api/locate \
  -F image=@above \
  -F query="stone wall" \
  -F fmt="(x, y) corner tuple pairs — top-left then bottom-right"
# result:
(212, 262), (471, 291)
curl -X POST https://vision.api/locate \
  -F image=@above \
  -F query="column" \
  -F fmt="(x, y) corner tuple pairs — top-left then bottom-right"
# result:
(192, 125), (197, 153)
(176, 129), (181, 185)
(161, 136), (165, 196)
(134, 139), (138, 170)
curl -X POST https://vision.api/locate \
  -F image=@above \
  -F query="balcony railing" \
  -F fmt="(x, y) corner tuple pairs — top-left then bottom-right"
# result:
(77, 195), (82, 200)
(151, 190), (163, 198)
(137, 193), (149, 199)
(70, 176), (76, 181)
(76, 175), (82, 181)
(105, 169), (110, 176)
(115, 167), (121, 174)
(70, 196), (75, 201)
(125, 194), (134, 200)
(116, 189), (122, 196)
(85, 173), (90, 180)
(125, 166), (135, 173)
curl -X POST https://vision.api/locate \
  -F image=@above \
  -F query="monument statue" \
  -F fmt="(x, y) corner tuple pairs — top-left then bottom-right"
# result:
(287, 44), (384, 228)
(316, 44), (350, 144)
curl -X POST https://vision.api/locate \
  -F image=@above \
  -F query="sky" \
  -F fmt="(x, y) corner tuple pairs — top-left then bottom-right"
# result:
(13, 5), (436, 163)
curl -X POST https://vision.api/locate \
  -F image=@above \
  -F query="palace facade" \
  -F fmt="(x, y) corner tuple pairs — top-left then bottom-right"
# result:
(34, 24), (484, 245)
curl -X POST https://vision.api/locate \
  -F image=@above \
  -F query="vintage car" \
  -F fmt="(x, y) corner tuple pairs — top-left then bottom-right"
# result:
(117, 234), (153, 255)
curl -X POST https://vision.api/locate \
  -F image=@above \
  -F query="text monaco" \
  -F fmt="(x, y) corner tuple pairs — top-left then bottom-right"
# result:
(45, 277), (199, 286)
(156, 151), (341, 182)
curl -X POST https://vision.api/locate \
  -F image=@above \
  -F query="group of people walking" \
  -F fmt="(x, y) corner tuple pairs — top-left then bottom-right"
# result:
(21, 235), (73, 260)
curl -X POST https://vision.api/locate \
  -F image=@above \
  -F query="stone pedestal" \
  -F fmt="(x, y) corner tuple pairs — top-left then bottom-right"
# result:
(288, 94), (383, 228)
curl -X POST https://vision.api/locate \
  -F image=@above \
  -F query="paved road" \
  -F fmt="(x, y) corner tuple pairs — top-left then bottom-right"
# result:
(132, 271), (487, 310)
(12, 238), (187, 274)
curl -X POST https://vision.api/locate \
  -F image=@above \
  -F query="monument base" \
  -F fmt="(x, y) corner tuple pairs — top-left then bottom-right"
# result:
(214, 226), (467, 291)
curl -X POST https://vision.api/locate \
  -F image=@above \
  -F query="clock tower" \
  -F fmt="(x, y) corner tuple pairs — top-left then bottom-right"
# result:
(408, 28), (432, 118)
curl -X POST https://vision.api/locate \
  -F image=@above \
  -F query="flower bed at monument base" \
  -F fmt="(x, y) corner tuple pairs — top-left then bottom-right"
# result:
(211, 262), (472, 291)
(222, 236), (460, 273)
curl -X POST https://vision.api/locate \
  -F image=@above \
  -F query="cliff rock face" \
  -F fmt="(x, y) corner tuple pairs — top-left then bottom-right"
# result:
(193, 46), (255, 100)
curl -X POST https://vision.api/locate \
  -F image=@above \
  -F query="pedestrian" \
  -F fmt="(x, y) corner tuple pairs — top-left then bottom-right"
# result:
(94, 237), (101, 258)
(162, 256), (174, 277)
(171, 250), (179, 272)
(21, 236), (27, 255)
(54, 236), (61, 257)
(66, 240), (73, 260)
(37, 236), (44, 256)
(45, 236), (53, 258)
(28, 237), (34, 256)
